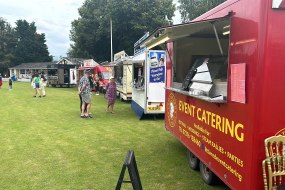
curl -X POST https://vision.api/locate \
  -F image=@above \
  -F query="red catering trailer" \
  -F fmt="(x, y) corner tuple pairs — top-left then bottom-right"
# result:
(142, 0), (285, 189)
(78, 59), (111, 90)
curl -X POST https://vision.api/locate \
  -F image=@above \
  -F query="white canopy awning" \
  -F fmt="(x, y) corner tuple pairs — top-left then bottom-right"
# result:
(129, 53), (145, 63)
(142, 13), (232, 50)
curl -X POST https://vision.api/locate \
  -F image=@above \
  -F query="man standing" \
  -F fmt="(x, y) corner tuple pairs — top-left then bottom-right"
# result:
(78, 69), (92, 118)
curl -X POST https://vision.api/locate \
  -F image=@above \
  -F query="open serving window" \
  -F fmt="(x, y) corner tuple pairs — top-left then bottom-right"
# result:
(144, 14), (231, 103)
(130, 53), (145, 90)
(114, 62), (124, 85)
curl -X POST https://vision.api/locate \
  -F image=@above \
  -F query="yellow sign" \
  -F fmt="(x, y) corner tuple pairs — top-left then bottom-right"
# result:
(167, 93), (177, 127)
(147, 106), (161, 111)
(178, 100), (245, 142)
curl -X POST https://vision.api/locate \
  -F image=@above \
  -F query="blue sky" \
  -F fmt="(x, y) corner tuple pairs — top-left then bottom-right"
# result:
(0, 0), (181, 60)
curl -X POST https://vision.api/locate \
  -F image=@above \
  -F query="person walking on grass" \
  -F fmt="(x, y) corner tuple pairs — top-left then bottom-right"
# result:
(78, 69), (92, 118)
(8, 77), (12, 91)
(106, 77), (117, 113)
(31, 74), (36, 96)
(40, 75), (47, 97)
(33, 73), (41, 97)
(0, 74), (2, 89)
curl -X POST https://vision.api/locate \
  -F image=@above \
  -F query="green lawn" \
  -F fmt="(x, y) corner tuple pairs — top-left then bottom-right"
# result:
(0, 82), (229, 190)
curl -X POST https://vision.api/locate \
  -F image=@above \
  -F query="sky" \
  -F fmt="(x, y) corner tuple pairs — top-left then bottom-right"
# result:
(0, 0), (181, 60)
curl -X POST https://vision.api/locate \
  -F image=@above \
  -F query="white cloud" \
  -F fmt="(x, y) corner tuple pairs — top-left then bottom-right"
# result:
(0, 0), (85, 58)
(173, 0), (182, 24)
(0, 0), (181, 59)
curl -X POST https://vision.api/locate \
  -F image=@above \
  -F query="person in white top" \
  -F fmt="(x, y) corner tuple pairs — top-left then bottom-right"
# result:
(40, 75), (47, 97)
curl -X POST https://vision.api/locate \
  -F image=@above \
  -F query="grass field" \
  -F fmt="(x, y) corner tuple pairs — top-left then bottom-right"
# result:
(0, 82), (229, 190)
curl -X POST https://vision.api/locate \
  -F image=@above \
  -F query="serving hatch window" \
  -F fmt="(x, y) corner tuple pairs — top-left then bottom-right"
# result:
(133, 62), (145, 89)
(114, 64), (124, 85)
(172, 17), (231, 102)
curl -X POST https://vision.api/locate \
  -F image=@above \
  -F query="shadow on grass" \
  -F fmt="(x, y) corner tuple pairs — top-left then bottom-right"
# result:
(140, 114), (165, 121)
(166, 137), (230, 190)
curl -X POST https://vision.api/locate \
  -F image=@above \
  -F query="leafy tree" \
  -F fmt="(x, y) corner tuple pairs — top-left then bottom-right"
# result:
(69, 0), (175, 61)
(178, 0), (226, 22)
(0, 18), (17, 75)
(14, 20), (52, 64)
(0, 18), (52, 75)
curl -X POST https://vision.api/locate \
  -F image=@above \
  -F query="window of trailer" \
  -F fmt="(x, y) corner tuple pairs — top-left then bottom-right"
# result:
(114, 64), (124, 85)
(133, 62), (145, 90)
(172, 18), (230, 102)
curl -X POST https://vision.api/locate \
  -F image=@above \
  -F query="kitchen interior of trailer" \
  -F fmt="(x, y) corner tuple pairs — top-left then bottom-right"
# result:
(171, 17), (231, 102)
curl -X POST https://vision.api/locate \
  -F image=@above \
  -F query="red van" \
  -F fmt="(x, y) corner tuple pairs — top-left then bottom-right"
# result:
(78, 65), (110, 90)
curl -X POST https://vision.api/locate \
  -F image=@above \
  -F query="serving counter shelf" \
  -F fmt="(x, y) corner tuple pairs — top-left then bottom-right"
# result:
(166, 87), (227, 103)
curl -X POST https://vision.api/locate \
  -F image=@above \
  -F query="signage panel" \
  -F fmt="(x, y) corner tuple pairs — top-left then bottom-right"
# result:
(165, 90), (248, 189)
(149, 51), (166, 83)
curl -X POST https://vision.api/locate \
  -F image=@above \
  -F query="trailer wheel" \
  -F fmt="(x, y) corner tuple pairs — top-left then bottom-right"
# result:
(187, 150), (199, 170)
(199, 161), (217, 185)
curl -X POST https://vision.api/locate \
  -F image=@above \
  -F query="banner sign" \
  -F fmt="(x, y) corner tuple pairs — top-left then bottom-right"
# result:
(83, 59), (97, 67)
(70, 68), (77, 84)
(149, 51), (166, 83)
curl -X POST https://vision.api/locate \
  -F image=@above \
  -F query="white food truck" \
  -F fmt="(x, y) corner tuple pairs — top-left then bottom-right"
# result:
(130, 33), (167, 119)
(113, 51), (133, 101)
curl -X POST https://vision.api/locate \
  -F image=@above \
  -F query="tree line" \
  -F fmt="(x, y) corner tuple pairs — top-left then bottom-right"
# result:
(68, 0), (226, 62)
(0, 0), (226, 76)
(178, 0), (227, 22)
(68, 0), (175, 62)
(0, 18), (52, 76)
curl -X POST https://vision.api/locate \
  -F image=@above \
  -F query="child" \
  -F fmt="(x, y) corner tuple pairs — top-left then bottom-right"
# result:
(8, 77), (12, 90)
(106, 77), (117, 113)
(32, 74), (41, 97)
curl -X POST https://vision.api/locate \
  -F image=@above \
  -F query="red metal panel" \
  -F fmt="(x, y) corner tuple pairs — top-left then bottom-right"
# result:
(166, 42), (173, 88)
(164, 0), (285, 189)
(165, 90), (252, 189)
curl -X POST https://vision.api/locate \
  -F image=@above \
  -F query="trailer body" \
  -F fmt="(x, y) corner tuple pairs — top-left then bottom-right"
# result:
(143, 0), (285, 189)
(113, 52), (133, 101)
(130, 48), (167, 119)
(47, 64), (77, 87)
(78, 65), (110, 89)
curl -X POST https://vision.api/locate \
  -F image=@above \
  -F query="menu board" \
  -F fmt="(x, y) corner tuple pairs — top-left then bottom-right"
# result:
(231, 63), (246, 104)
(149, 51), (166, 83)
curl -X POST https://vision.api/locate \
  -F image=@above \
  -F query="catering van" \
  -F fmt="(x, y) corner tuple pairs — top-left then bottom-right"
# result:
(141, 0), (285, 189)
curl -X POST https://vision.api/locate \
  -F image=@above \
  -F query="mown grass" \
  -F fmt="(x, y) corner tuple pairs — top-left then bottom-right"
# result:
(0, 82), (229, 190)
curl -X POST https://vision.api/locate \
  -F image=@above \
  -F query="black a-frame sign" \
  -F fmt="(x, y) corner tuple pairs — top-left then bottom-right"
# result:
(116, 150), (143, 190)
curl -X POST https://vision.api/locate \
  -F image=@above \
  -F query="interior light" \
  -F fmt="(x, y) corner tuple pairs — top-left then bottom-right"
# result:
(223, 31), (230, 35)
(223, 25), (230, 29)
